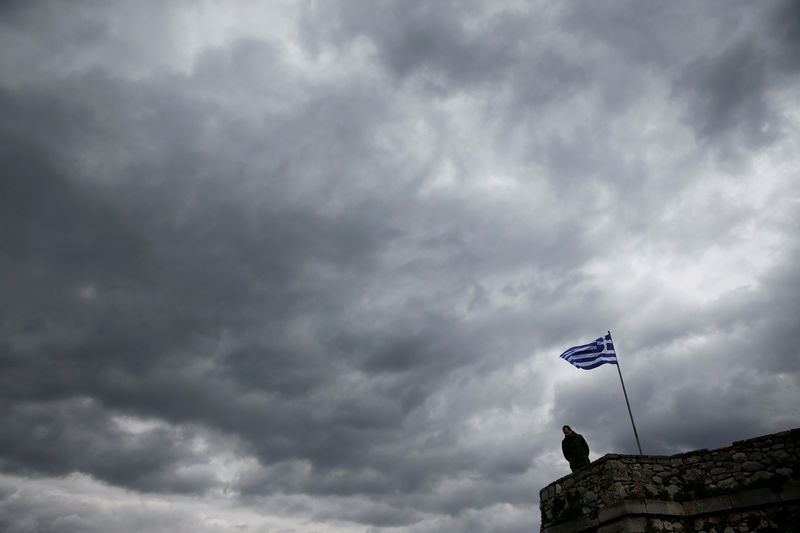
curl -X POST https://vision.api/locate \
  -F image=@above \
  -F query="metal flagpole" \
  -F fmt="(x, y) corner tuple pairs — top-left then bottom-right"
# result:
(608, 331), (643, 455)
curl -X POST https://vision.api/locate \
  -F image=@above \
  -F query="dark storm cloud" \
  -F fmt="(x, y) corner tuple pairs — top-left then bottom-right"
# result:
(0, 398), (217, 494)
(299, 0), (589, 107)
(1, 1), (799, 532)
(771, 0), (800, 71)
(561, 0), (755, 67)
(672, 0), (800, 156)
(300, 1), (511, 83)
(678, 39), (776, 150)
(0, 0), (186, 86)
(0, 63), (396, 483)
(0, 473), (256, 533)
(552, 0), (800, 163)
(0, 33), (550, 513)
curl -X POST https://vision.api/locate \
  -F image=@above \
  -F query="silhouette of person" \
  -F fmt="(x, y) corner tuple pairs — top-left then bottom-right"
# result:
(562, 425), (590, 472)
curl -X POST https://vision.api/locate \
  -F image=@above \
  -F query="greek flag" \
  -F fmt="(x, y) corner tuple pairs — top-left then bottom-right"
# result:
(559, 334), (617, 370)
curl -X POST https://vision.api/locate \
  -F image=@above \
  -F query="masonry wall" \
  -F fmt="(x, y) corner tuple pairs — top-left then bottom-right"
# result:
(539, 428), (800, 532)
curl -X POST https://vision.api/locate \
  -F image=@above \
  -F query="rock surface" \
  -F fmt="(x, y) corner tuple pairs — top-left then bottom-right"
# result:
(539, 428), (800, 532)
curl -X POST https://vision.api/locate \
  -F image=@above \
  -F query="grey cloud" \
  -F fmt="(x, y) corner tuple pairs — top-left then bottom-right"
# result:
(677, 39), (775, 150)
(0, 51), (550, 511)
(0, 0), (188, 85)
(316, 502), (423, 527)
(561, 0), (755, 68)
(1, 1), (799, 532)
(553, 248), (800, 457)
(671, 0), (800, 157)
(300, 0), (589, 104)
(0, 399), (217, 494)
(300, 1), (507, 81)
(1, 72), (394, 485)
(771, 0), (800, 71)
(0, 474), (252, 533)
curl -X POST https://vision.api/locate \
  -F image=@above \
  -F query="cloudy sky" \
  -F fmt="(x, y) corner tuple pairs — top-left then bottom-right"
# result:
(1, 1), (799, 532)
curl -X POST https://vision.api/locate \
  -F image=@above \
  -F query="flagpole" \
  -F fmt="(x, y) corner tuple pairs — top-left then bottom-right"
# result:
(608, 331), (643, 455)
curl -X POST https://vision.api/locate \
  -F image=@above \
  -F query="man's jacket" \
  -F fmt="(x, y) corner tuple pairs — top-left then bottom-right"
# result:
(562, 433), (590, 467)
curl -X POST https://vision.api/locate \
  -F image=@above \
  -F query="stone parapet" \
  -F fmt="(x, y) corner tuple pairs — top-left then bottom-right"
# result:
(539, 428), (800, 532)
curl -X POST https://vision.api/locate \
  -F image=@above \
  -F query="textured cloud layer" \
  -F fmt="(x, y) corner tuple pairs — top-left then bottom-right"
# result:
(1, 1), (798, 532)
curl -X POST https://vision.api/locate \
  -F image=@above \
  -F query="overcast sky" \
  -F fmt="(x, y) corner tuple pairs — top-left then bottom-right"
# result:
(1, 1), (799, 532)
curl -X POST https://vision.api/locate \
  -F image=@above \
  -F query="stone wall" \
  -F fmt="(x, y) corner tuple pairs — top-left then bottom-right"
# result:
(539, 428), (800, 532)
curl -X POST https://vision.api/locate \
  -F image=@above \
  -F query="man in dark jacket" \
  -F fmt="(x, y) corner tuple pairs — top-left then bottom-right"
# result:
(562, 425), (590, 472)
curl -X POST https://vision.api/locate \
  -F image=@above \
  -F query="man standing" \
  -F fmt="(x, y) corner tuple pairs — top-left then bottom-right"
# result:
(562, 425), (590, 472)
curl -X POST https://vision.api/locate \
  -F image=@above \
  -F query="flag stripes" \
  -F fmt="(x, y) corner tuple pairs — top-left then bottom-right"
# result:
(559, 334), (617, 370)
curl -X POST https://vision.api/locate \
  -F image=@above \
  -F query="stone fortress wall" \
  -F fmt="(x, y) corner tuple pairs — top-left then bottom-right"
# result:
(539, 428), (800, 532)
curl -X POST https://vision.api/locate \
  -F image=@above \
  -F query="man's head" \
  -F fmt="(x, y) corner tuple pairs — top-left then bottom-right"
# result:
(562, 425), (574, 436)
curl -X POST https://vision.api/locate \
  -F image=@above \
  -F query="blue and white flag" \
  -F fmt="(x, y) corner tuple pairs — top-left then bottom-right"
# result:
(559, 334), (617, 370)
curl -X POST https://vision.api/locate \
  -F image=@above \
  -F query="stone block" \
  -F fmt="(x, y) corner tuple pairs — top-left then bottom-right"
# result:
(598, 499), (647, 522)
(741, 461), (764, 472)
(681, 495), (732, 515)
(748, 471), (772, 484)
(598, 516), (646, 533)
(644, 484), (661, 497)
(643, 500), (684, 516)
(778, 480), (800, 502)
(684, 468), (703, 481)
(541, 516), (599, 533)
(767, 449), (791, 462)
(728, 487), (780, 508)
